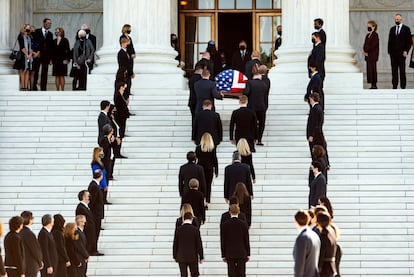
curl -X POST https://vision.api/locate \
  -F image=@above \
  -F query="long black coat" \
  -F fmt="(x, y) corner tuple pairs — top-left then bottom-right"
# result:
(173, 223), (204, 263)
(20, 226), (43, 276)
(192, 109), (223, 146)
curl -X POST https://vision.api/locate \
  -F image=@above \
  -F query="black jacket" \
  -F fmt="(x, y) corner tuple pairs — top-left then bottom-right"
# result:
(20, 226), (43, 275)
(173, 223), (204, 263)
(38, 228), (58, 270)
(192, 109), (223, 145)
(229, 107), (258, 141)
(224, 162), (253, 199)
(220, 217), (250, 259)
(178, 162), (206, 197)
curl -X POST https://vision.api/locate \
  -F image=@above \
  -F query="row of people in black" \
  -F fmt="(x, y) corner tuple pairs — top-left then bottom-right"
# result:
(1, 212), (90, 277)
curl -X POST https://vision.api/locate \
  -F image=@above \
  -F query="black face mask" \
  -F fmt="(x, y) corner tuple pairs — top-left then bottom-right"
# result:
(171, 39), (177, 44)
(367, 27), (372, 32)
(277, 31), (282, 36)
(395, 21), (401, 25)
(25, 29), (30, 33)
(311, 38), (316, 44)
(126, 30), (131, 34)
(79, 36), (85, 41)
(239, 45), (246, 51)
(85, 29), (90, 34)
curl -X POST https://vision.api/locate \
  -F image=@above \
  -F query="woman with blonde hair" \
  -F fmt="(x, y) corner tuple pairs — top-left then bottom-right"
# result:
(233, 182), (252, 227)
(91, 147), (109, 204)
(64, 223), (82, 277)
(14, 23), (33, 90)
(236, 138), (256, 183)
(175, 203), (200, 230)
(195, 132), (218, 208)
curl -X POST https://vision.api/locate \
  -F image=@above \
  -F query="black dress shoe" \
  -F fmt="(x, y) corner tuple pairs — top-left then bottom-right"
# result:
(129, 113), (136, 116)
(104, 201), (112, 205)
(257, 142), (264, 146)
(118, 155), (128, 159)
(90, 252), (104, 256)
(100, 227), (105, 230)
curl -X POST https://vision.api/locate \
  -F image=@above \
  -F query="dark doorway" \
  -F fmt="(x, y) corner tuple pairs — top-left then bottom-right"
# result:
(218, 13), (252, 68)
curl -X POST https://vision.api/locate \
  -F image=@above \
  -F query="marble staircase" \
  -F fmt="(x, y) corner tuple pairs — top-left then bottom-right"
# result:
(0, 78), (414, 276)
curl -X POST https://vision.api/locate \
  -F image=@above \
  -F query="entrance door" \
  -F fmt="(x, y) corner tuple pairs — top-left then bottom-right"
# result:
(218, 13), (252, 68)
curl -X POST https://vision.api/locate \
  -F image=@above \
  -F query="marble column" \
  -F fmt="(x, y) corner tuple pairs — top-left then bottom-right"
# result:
(271, 0), (359, 74)
(92, 0), (184, 89)
(0, 0), (13, 74)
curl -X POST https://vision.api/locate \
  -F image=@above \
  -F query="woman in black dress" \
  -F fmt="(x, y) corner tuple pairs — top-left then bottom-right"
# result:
(362, 20), (379, 89)
(64, 223), (82, 277)
(236, 138), (256, 183)
(51, 27), (70, 91)
(52, 214), (70, 277)
(233, 182), (252, 227)
(195, 132), (218, 207)
(114, 81), (130, 138)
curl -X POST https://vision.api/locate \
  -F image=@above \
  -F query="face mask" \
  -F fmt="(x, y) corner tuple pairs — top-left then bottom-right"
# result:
(395, 21), (401, 25)
(55, 32), (59, 36)
(79, 36), (85, 40)
(99, 153), (104, 159)
(311, 38), (316, 44)
(126, 30), (131, 34)
(171, 39), (177, 44)
(45, 23), (51, 29)
(239, 45), (246, 51)
(85, 29), (90, 34)
(277, 31), (282, 36)
(25, 29), (30, 33)
(367, 27), (372, 32)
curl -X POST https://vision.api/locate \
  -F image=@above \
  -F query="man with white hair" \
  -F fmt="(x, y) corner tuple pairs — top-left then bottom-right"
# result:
(81, 24), (96, 73)
(73, 29), (95, 90)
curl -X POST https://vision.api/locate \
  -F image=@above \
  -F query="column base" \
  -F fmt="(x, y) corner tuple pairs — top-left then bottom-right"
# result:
(0, 49), (16, 75)
(273, 46), (360, 73)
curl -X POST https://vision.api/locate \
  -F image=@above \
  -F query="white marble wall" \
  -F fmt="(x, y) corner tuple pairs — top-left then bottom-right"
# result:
(349, 0), (414, 74)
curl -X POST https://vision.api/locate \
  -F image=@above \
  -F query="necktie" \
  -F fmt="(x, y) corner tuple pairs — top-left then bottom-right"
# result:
(396, 25), (400, 35)
(44, 30), (47, 38)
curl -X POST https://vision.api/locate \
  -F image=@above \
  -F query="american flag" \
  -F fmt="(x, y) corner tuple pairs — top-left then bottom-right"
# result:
(215, 69), (248, 93)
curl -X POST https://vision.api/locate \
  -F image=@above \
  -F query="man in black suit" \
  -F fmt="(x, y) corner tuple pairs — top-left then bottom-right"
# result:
(173, 212), (204, 277)
(309, 161), (327, 208)
(33, 18), (53, 91)
(306, 93), (327, 158)
(75, 215), (90, 277)
(231, 40), (251, 74)
(192, 100), (223, 146)
(81, 24), (97, 74)
(178, 151), (206, 197)
(38, 214), (58, 277)
(314, 18), (326, 47)
(188, 65), (204, 122)
(221, 205), (250, 277)
(224, 152), (253, 202)
(4, 216), (25, 277)
(20, 211), (43, 277)
(118, 37), (135, 99)
(230, 95), (258, 152)
(220, 197), (248, 226)
(76, 190), (102, 256)
(181, 178), (206, 224)
(308, 32), (326, 83)
(99, 124), (118, 181)
(388, 13), (412, 89)
(98, 100), (111, 143)
(305, 62), (324, 110)
(194, 69), (223, 113)
(88, 170), (105, 243)
(274, 25), (282, 52)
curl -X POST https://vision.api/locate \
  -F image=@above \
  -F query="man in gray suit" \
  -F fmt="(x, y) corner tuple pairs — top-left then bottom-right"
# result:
(293, 209), (320, 277)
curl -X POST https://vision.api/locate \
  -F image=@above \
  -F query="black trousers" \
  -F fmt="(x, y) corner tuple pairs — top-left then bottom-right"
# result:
(76, 65), (88, 90)
(202, 166), (213, 203)
(390, 55), (407, 89)
(178, 262), (199, 277)
(226, 258), (246, 277)
(255, 110), (266, 143)
(308, 132), (330, 166)
(366, 60), (377, 85)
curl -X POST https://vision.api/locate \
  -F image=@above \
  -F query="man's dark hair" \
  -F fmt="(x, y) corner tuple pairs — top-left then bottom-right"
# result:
(93, 169), (102, 180)
(309, 61), (318, 69)
(295, 210), (309, 226)
(312, 32), (321, 39)
(312, 160), (323, 172)
(9, 216), (23, 232)
(186, 151), (196, 162)
(43, 18), (51, 24)
(20, 211), (33, 225)
(314, 18), (324, 26)
(100, 100), (110, 111)
(78, 190), (88, 201)
(229, 196), (239, 205)
(41, 214), (53, 227)
(310, 92), (320, 102)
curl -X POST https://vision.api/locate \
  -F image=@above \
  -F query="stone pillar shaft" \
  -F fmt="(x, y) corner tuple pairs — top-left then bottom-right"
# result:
(0, 0), (13, 74)
(273, 0), (358, 73)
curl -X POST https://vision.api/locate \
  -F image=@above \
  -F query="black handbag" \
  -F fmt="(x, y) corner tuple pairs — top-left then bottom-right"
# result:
(9, 38), (21, 61)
